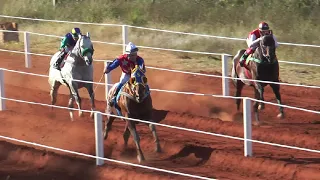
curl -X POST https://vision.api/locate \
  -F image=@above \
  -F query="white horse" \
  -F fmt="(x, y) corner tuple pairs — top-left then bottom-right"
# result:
(48, 33), (95, 120)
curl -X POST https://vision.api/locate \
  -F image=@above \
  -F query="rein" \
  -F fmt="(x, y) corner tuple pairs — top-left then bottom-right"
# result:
(119, 83), (150, 103)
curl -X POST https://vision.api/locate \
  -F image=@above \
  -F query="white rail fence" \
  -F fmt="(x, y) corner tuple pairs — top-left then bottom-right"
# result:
(0, 15), (320, 96)
(1, 28), (320, 96)
(0, 66), (320, 113)
(0, 81), (319, 175)
(0, 134), (215, 180)
(0, 14), (319, 178)
(1, 45), (320, 100)
(0, 66), (319, 143)
(2, 14), (320, 48)
(0, 69), (319, 179)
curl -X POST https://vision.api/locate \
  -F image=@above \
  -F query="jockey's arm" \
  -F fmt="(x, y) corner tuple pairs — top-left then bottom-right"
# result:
(59, 36), (68, 51)
(137, 58), (146, 73)
(106, 58), (120, 73)
(272, 34), (279, 48)
(248, 34), (261, 49)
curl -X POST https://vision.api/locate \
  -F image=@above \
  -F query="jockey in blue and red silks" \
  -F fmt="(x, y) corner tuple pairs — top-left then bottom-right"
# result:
(53, 27), (82, 70)
(104, 42), (146, 106)
(239, 22), (279, 67)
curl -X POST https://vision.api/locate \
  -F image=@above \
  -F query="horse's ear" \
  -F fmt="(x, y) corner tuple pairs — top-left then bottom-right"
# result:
(86, 32), (90, 38)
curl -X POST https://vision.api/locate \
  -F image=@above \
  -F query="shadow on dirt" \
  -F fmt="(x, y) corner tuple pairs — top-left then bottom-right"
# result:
(152, 109), (169, 123)
(166, 144), (214, 166)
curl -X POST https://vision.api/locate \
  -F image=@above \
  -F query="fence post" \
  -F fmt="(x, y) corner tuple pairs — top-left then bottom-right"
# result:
(122, 25), (128, 54)
(0, 69), (5, 111)
(52, 0), (57, 6)
(104, 61), (112, 101)
(221, 54), (229, 96)
(94, 111), (104, 166)
(243, 98), (252, 157)
(24, 31), (31, 68)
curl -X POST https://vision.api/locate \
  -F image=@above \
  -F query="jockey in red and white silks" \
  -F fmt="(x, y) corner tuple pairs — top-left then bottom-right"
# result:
(239, 22), (279, 67)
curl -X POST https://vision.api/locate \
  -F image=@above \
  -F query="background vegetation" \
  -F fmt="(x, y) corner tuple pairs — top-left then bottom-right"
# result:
(0, 0), (320, 85)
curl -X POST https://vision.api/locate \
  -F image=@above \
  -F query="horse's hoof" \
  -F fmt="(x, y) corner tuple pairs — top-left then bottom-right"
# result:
(156, 145), (162, 153)
(90, 112), (94, 119)
(79, 111), (83, 117)
(69, 112), (74, 121)
(258, 104), (265, 110)
(253, 121), (260, 126)
(137, 155), (145, 163)
(277, 113), (284, 119)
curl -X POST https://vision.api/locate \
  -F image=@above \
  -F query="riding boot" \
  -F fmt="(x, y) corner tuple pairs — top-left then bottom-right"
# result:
(53, 51), (66, 70)
(109, 83), (123, 106)
(240, 48), (253, 67)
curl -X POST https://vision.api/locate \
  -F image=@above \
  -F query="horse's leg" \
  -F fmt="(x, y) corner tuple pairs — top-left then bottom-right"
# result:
(253, 86), (261, 124)
(148, 123), (161, 153)
(143, 110), (161, 153)
(85, 83), (95, 119)
(50, 81), (60, 109)
(67, 93), (75, 120)
(123, 122), (130, 148)
(235, 81), (244, 111)
(127, 119), (145, 163)
(104, 103), (116, 139)
(69, 81), (82, 117)
(103, 115), (115, 140)
(270, 83), (285, 119)
(255, 83), (265, 110)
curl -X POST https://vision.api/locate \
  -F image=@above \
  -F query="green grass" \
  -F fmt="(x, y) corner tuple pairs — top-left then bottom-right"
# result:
(0, 0), (320, 85)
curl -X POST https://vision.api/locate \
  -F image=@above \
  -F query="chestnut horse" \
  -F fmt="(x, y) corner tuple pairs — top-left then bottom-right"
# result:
(103, 65), (161, 163)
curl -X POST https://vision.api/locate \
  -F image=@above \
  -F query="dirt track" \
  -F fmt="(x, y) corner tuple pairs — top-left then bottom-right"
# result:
(0, 51), (319, 180)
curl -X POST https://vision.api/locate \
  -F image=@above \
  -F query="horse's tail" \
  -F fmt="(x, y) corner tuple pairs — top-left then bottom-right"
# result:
(232, 49), (245, 78)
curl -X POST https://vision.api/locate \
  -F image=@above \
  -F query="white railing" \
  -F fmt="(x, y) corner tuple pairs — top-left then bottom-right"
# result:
(0, 14), (319, 178)
(1, 28), (320, 96)
(2, 29), (320, 66)
(0, 89), (319, 164)
(0, 134), (215, 180)
(0, 68), (319, 178)
(0, 47), (320, 96)
(1, 66), (320, 106)
(2, 14), (320, 48)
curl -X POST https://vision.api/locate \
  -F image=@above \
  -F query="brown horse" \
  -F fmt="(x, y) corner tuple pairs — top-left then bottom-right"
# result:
(103, 65), (161, 163)
(232, 34), (284, 124)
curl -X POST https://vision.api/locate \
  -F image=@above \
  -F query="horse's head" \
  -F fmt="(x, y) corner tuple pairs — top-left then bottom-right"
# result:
(73, 33), (94, 66)
(259, 34), (276, 63)
(128, 65), (149, 103)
